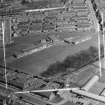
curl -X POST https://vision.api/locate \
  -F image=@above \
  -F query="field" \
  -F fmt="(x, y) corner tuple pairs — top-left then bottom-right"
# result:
(89, 81), (105, 95)
(63, 101), (77, 105)
(0, 31), (100, 76)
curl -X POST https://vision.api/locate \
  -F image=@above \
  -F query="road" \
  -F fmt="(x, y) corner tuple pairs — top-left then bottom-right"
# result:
(72, 89), (105, 103)
(25, 6), (65, 12)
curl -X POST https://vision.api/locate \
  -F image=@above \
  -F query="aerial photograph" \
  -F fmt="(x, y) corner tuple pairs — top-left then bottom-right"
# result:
(0, 0), (105, 105)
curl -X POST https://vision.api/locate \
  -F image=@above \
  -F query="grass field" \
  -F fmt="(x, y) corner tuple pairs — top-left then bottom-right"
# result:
(2, 31), (100, 76)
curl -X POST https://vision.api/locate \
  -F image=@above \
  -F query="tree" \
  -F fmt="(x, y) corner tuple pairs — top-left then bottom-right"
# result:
(41, 46), (99, 78)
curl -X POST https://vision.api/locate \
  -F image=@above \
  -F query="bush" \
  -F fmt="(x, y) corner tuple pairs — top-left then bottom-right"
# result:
(41, 61), (66, 77)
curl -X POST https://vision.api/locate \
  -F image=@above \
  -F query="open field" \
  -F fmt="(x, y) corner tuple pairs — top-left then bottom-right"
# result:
(89, 81), (105, 95)
(0, 32), (100, 76)
(76, 65), (96, 87)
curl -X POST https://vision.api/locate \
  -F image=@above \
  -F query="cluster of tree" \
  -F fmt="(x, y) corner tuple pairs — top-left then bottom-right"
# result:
(41, 61), (66, 78)
(60, 0), (68, 4)
(21, 0), (49, 9)
(41, 45), (104, 78)
(91, 0), (103, 31)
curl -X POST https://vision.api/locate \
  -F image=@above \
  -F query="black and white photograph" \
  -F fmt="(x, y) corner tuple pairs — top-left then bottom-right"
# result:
(0, 0), (105, 105)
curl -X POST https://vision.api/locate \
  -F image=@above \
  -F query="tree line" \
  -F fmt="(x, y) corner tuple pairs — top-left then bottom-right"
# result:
(41, 45), (104, 78)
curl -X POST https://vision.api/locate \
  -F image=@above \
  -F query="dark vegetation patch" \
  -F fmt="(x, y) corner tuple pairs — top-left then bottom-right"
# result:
(41, 45), (104, 78)
(21, 0), (50, 9)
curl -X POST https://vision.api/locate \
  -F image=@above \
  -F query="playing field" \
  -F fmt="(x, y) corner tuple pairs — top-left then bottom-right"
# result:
(2, 31), (100, 76)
